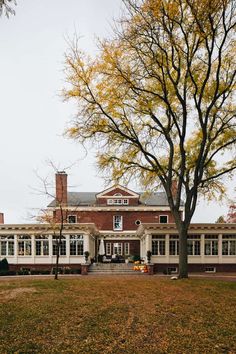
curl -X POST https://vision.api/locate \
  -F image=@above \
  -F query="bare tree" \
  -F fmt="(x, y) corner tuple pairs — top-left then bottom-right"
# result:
(35, 167), (69, 280)
(0, 0), (16, 17)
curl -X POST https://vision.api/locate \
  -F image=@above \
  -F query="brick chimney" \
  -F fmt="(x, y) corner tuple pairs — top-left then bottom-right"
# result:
(55, 171), (67, 206)
(0, 212), (4, 224)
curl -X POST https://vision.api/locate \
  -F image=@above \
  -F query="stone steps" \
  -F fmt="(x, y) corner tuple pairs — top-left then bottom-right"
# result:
(88, 263), (144, 275)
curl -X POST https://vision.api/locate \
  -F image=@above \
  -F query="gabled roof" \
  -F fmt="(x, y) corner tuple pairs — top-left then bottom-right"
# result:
(96, 184), (139, 198)
(47, 191), (181, 207)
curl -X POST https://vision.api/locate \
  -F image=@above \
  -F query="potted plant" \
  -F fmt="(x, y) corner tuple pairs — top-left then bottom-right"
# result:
(84, 251), (90, 263)
(146, 250), (152, 264)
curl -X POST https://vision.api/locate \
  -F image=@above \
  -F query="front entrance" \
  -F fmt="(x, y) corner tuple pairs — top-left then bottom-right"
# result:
(104, 240), (140, 257)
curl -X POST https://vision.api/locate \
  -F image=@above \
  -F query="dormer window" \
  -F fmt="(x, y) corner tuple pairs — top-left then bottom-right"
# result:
(107, 198), (129, 205)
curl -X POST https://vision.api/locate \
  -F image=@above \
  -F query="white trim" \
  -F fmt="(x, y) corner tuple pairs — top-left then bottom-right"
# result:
(159, 215), (168, 223)
(96, 184), (139, 198)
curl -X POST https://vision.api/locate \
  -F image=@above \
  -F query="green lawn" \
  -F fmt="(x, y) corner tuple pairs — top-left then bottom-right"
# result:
(0, 276), (235, 353)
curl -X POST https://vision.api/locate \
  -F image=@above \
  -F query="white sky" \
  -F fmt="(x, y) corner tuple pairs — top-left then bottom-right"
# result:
(0, 0), (234, 224)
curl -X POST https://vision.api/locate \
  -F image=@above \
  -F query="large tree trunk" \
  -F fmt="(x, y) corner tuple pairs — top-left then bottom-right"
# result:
(178, 226), (188, 278)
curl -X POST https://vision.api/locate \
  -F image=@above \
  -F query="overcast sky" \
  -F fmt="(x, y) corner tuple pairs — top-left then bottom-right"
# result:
(0, 0), (234, 224)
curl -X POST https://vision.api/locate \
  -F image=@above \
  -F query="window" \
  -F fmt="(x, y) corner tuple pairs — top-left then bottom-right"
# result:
(169, 236), (179, 255)
(124, 242), (130, 255)
(113, 242), (122, 255)
(159, 215), (168, 224)
(187, 236), (201, 255)
(35, 235), (49, 256)
(106, 242), (112, 255)
(18, 235), (31, 256)
(222, 236), (236, 256)
(152, 236), (165, 255)
(113, 215), (123, 230)
(52, 236), (66, 256)
(204, 235), (218, 256)
(68, 215), (77, 223)
(0, 236), (14, 256)
(205, 266), (216, 273)
(70, 235), (84, 256)
(107, 199), (129, 205)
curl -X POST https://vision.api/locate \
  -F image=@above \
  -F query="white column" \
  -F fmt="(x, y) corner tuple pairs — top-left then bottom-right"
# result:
(201, 234), (205, 263)
(48, 234), (53, 258)
(31, 235), (35, 263)
(83, 233), (90, 253)
(66, 234), (70, 263)
(218, 234), (222, 263)
(166, 234), (170, 264)
(145, 233), (151, 262)
(14, 234), (18, 264)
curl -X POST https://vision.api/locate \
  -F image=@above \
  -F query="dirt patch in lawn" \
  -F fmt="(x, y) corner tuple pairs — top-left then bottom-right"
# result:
(0, 287), (36, 302)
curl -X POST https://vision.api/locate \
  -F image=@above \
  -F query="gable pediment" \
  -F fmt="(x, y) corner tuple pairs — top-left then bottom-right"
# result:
(96, 185), (139, 198)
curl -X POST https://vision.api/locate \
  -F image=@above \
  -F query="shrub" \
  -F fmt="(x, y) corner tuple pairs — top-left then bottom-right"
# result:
(0, 258), (9, 271)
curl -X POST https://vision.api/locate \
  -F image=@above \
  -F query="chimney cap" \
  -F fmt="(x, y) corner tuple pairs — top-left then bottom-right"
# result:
(57, 171), (66, 174)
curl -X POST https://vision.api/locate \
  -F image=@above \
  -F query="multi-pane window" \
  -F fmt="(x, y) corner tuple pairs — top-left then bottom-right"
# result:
(187, 236), (201, 256)
(107, 199), (129, 205)
(124, 242), (130, 255)
(18, 235), (31, 256)
(52, 236), (66, 256)
(113, 242), (122, 255)
(0, 236), (14, 256)
(35, 235), (49, 256)
(169, 236), (179, 255)
(222, 235), (236, 256)
(106, 242), (112, 255)
(152, 235), (165, 255)
(68, 215), (77, 223)
(113, 215), (123, 230)
(159, 215), (168, 224)
(70, 235), (84, 255)
(204, 235), (218, 256)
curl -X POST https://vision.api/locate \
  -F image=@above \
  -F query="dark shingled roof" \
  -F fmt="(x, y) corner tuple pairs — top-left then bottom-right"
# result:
(47, 191), (181, 207)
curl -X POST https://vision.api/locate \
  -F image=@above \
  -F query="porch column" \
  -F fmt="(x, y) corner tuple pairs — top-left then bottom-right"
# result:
(31, 234), (35, 262)
(218, 234), (222, 263)
(166, 234), (170, 264)
(48, 234), (53, 258)
(83, 233), (90, 263)
(145, 233), (152, 262)
(201, 234), (205, 263)
(14, 234), (18, 263)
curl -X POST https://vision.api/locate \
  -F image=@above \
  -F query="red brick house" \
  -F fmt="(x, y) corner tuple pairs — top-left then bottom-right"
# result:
(0, 171), (235, 273)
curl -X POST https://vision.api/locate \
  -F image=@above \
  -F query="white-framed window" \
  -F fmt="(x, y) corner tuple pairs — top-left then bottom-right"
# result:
(107, 198), (129, 205)
(68, 215), (77, 223)
(113, 242), (122, 255)
(222, 235), (236, 256)
(18, 235), (32, 256)
(152, 235), (166, 255)
(113, 199), (123, 205)
(106, 242), (112, 255)
(113, 215), (123, 230)
(187, 235), (201, 256)
(0, 235), (14, 256)
(169, 236), (179, 255)
(205, 266), (216, 273)
(124, 242), (130, 255)
(35, 235), (49, 256)
(70, 235), (83, 255)
(159, 215), (168, 223)
(52, 236), (66, 256)
(204, 235), (218, 256)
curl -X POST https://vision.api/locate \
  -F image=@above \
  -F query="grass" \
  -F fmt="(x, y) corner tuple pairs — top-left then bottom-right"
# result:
(0, 275), (235, 353)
